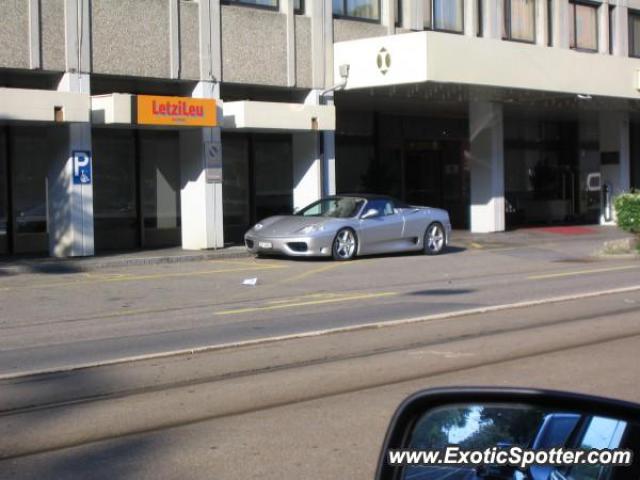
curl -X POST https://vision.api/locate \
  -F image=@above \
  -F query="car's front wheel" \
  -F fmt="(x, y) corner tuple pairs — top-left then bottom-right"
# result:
(332, 228), (357, 261)
(423, 222), (445, 255)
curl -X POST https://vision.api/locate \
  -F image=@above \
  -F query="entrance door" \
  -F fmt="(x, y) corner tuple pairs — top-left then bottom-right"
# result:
(0, 129), (7, 255)
(93, 129), (182, 252)
(10, 127), (50, 254)
(139, 131), (181, 248)
(404, 143), (444, 208)
(93, 129), (138, 251)
(222, 133), (293, 244)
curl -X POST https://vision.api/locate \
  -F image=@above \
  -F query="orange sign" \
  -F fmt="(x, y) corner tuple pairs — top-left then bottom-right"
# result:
(137, 95), (217, 127)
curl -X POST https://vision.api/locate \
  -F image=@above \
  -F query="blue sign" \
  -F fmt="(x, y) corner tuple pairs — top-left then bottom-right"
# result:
(72, 151), (92, 185)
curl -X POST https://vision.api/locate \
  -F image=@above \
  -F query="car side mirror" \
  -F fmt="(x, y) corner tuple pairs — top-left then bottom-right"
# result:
(361, 208), (380, 220)
(375, 388), (640, 480)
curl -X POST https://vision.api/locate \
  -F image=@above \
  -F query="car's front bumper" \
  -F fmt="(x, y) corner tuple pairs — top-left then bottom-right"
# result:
(244, 232), (334, 257)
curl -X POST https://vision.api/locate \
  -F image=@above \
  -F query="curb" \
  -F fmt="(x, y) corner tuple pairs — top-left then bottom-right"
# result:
(0, 248), (252, 274)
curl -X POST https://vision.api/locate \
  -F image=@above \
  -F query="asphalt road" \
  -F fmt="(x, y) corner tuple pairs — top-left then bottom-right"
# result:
(0, 228), (638, 376)
(1, 289), (639, 479)
(0, 228), (638, 479)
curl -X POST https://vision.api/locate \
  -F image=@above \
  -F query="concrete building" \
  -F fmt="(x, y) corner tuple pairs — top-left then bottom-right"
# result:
(1, 0), (639, 257)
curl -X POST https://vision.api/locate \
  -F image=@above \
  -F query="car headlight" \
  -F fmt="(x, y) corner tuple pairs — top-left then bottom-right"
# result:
(253, 223), (264, 231)
(297, 224), (321, 234)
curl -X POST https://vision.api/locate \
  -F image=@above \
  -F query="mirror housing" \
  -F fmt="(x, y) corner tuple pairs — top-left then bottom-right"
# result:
(376, 387), (640, 480)
(361, 208), (380, 220)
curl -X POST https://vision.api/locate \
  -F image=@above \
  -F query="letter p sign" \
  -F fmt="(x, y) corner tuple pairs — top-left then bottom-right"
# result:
(73, 151), (92, 185)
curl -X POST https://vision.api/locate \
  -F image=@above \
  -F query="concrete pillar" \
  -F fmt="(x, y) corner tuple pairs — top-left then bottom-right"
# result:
(180, 82), (224, 250)
(598, 2), (610, 54)
(599, 112), (631, 225)
(551, 0), (569, 48)
(464, 0), (479, 37)
(48, 76), (95, 258)
(612, 5), (629, 57)
(292, 91), (323, 209)
(481, 0), (501, 39)
(536, 0), (549, 46)
(47, 1), (94, 257)
(469, 101), (505, 233)
(293, 133), (322, 210)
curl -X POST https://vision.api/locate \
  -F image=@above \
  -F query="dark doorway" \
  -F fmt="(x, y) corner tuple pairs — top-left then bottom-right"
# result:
(92, 128), (181, 252)
(222, 133), (293, 244)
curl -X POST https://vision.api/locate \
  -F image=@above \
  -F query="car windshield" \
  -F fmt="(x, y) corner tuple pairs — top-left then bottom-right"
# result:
(296, 197), (365, 218)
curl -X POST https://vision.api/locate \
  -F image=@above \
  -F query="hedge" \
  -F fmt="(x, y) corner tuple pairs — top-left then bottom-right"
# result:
(614, 192), (640, 234)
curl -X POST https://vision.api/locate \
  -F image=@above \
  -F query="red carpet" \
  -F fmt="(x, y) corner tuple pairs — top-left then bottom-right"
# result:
(526, 226), (597, 235)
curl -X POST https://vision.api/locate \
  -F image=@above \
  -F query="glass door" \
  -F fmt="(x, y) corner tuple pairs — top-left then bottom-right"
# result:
(0, 128), (8, 255)
(139, 131), (181, 248)
(222, 134), (251, 244)
(253, 136), (293, 221)
(93, 129), (138, 252)
(404, 142), (445, 208)
(11, 127), (50, 254)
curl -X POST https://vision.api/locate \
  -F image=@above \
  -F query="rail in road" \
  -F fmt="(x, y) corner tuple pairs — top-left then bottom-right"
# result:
(1, 289), (639, 460)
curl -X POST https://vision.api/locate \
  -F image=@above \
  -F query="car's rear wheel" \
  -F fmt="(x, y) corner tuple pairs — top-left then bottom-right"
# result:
(423, 222), (445, 255)
(332, 228), (357, 261)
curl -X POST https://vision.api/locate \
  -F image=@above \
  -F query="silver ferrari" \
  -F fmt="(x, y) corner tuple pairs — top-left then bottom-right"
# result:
(244, 195), (452, 260)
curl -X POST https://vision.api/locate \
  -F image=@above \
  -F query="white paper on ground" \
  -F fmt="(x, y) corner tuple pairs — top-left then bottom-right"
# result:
(242, 277), (258, 286)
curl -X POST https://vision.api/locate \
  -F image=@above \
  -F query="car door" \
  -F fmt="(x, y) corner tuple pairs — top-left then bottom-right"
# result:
(358, 199), (405, 254)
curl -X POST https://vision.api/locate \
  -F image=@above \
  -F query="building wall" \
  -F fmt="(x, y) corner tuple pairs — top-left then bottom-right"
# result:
(91, 0), (171, 79)
(41, 0), (66, 72)
(221, 5), (288, 86)
(0, 1), (30, 70)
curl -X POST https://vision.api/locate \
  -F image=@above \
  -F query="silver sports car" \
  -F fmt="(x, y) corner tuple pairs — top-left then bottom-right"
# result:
(244, 195), (451, 260)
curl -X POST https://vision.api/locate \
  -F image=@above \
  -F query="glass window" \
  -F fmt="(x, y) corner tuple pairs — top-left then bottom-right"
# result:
(547, 0), (553, 45)
(477, 0), (483, 36)
(505, 0), (536, 42)
(334, 0), (380, 20)
(294, 0), (303, 14)
(569, 1), (598, 51)
(433, 0), (464, 32)
(0, 130), (7, 255)
(224, 0), (278, 8)
(423, 0), (432, 28)
(629, 11), (640, 57)
(395, 0), (402, 26)
(297, 197), (365, 218)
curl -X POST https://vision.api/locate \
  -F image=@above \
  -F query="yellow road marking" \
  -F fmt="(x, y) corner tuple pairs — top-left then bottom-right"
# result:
(528, 264), (639, 280)
(0, 264), (287, 292)
(215, 291), (397, 316)
(277, 262), (345, 285)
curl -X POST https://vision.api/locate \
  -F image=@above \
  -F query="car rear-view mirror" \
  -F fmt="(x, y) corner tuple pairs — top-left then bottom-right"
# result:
(361, 208), (380, 220)
(376, 388), (640, 480)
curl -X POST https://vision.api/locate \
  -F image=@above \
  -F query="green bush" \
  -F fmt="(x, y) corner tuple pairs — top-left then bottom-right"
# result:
(614, 193), (640, 234)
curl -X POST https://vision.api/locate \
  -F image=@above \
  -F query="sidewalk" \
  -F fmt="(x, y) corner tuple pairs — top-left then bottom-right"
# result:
(0, 225), (633, 274)
(0, 245), (250, 274)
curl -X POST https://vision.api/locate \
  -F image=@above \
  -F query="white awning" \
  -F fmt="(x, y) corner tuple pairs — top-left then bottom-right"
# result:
(223, 101), (335, 131)
(334, 31), (640, 100)
(91, 94), (133, 125)
(0, 88), (90, 123)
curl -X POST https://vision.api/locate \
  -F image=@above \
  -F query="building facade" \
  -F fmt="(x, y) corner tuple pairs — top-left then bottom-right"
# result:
(1, 0), (639, 257)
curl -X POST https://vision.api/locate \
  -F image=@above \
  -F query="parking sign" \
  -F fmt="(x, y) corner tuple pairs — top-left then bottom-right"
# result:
(73, 151), (92, 185)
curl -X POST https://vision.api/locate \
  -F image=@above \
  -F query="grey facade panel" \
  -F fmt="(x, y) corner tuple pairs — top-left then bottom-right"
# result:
(179, 0), (200, 80)
(41, 0), (66, 72)
(221, 5), (287, 87)
(333, 19), (387, 42)
(91, 0), (170, 79)
(0, 1), (29, 70)
(295, 16), (312, 89)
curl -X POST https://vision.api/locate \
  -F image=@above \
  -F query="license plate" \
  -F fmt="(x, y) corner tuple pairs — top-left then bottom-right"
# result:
(258, 241), (273, 249)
